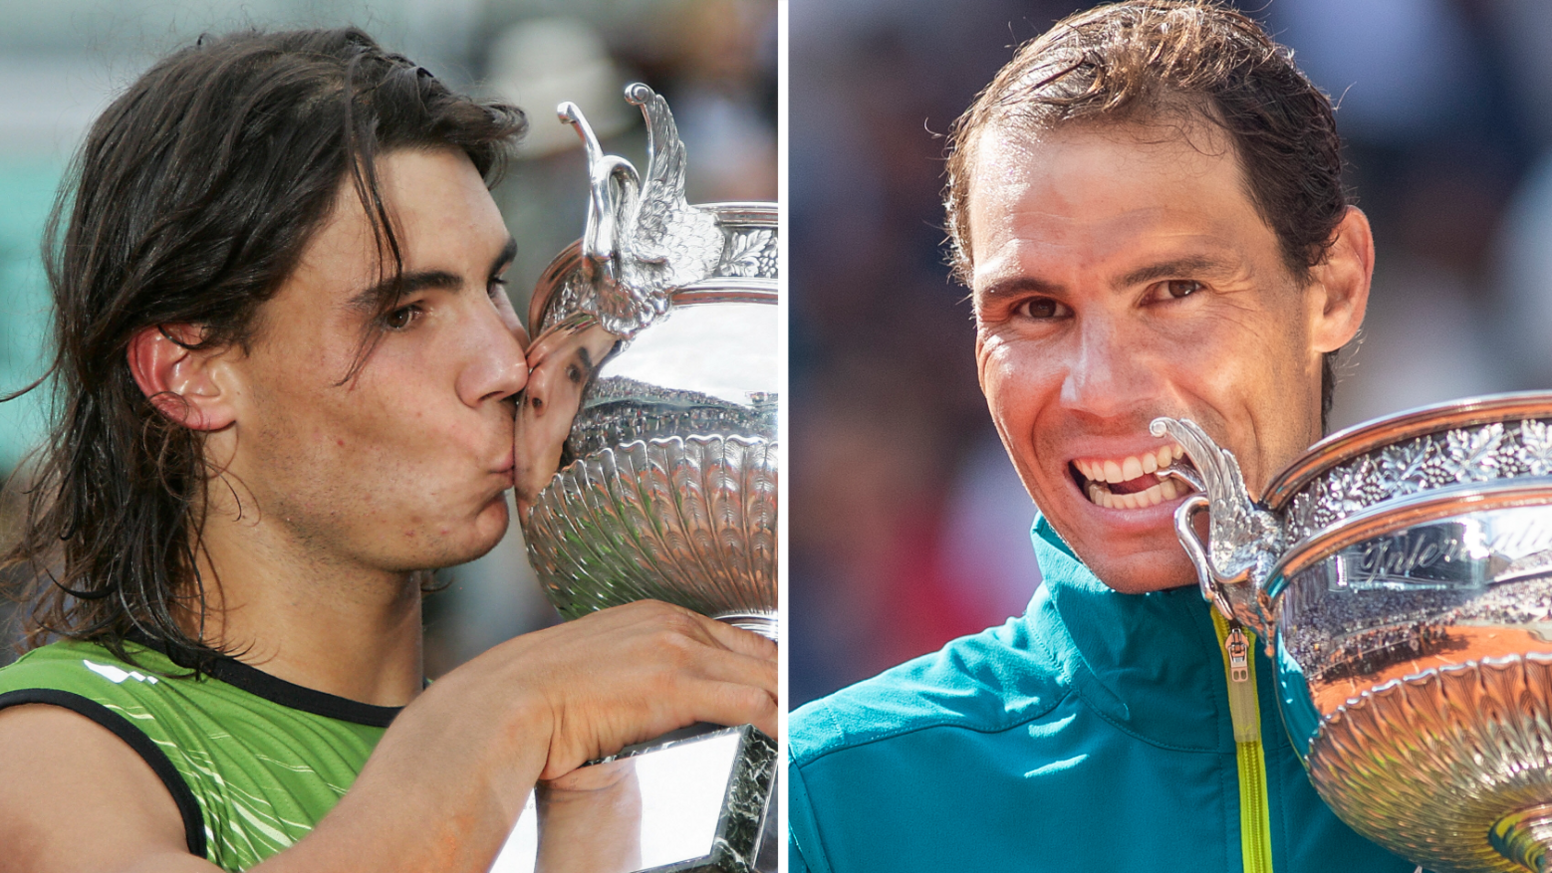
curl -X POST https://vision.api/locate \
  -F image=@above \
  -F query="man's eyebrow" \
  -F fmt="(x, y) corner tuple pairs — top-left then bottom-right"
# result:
(492, 236), (518, 275)
(348, 270), (459, 315)
(1116, 256), (1233, 289)
(975, 275), (1064, 302)
(348, 236), (519, 315)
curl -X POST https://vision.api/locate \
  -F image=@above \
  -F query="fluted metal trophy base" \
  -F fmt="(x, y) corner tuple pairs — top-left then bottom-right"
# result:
(1309, 654), (1552, 873)
(525, 436), (777, 622)
(1493, 802), (1552, 873)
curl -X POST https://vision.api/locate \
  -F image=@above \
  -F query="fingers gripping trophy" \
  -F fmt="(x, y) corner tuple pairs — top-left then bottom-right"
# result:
(1157, 394), (1552, 873)
(505, 84), (778, 873)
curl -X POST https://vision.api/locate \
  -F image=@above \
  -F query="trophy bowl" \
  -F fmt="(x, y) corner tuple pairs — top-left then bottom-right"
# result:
(502, 83), (778, 873)
(512, 83), (778, 639)
(519, 226), (778, 639)
(1155, 393), (1552, 873)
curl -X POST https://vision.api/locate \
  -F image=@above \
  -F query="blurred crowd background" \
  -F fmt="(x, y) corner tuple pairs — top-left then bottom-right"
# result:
(0, 0), (775, 673)
(790, 0), (1552, 706)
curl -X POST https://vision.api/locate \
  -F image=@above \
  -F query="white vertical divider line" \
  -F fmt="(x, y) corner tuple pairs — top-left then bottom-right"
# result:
(775, 1), (791, 871)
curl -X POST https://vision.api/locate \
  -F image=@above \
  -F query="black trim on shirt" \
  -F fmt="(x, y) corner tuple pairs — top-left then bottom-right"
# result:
(125, 632), (404, 728)
(0, 688), (208, 859)
(202, 656), (402, 728)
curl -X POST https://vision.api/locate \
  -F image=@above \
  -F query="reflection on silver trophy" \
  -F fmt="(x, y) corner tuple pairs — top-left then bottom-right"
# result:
(499, 83), (777, 873)
(1156, 393), (1552, 873)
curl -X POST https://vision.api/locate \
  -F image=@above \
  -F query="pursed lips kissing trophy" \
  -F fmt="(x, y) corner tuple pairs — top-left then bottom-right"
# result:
(1156, 393), (1552, 873)
(497, 84), (777, 873)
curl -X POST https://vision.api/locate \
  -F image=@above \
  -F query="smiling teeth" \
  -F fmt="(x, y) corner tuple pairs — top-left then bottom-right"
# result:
(1086, 476), (1182, 509)
(1075, 443), (1190, 510)
(1074, 444), (1183, 484)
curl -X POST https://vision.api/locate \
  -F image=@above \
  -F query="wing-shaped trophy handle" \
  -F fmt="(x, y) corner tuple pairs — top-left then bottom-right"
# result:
(1150, 417), (1284, 638)
(556, 84), (722, 338)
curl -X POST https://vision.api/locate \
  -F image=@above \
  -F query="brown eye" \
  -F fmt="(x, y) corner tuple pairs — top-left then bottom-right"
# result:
(1165, 280), (1203, 299)
(383, 304), (421, 331)
(1016, 297), (1065, 319)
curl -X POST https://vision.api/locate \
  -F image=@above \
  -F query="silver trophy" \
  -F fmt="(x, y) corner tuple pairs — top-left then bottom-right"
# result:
(1155, 393), (1552, 873)
(500, 84), (777, 873)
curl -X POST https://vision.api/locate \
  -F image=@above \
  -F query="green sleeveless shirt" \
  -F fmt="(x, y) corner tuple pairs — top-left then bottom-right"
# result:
(0, 638), (398, 870)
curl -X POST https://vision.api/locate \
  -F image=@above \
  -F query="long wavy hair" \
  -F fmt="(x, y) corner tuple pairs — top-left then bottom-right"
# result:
(4, 27), (526, 670)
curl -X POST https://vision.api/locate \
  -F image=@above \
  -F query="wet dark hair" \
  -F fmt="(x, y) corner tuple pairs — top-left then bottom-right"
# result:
(4, 27), (526, 669)
(944, 0), (1348, 422)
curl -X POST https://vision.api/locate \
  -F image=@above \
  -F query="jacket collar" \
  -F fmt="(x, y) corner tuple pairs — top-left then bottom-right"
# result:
(1027, 515), (1233, 753)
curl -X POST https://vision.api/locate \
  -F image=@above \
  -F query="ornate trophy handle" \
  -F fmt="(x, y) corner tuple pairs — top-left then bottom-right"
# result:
(1150, 417), (1284, 637)
(1170, 491), (1241, 618)
(555, 84), (723, 339)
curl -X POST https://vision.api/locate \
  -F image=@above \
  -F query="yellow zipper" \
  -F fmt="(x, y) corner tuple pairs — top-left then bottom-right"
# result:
(1212, 608), (1274, 873)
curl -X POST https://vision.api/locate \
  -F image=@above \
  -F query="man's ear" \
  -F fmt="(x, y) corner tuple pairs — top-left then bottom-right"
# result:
(1308, 206), (1375, 354)
(126, 325), (238, 431)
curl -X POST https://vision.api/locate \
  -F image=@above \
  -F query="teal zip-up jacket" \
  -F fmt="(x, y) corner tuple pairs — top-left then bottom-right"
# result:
(788, 518), (1416, 872)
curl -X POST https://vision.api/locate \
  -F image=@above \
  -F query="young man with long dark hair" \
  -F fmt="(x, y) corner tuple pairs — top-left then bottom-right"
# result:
(0, 28), (776, 872)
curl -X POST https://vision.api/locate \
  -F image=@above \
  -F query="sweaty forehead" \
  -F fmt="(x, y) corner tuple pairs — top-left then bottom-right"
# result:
(966, 120), (1271, 288)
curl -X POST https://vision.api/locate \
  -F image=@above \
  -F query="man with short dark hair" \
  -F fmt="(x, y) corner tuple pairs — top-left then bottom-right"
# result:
(0, 28), (776, 872)
(789, 4), (1412, 870)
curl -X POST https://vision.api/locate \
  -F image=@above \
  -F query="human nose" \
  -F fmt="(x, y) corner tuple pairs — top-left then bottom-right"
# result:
(456, 299), (529, 407)
(1059, 313), (1163, 419)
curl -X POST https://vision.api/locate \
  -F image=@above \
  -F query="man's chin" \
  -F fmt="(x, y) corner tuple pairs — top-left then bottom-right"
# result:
(1093, 570), (1199, 595)
(417, 497), (512, 571)
(1066, 541), (1200, 595)
(466, 497), (513, 556)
